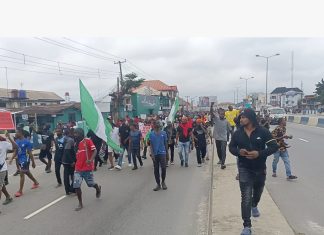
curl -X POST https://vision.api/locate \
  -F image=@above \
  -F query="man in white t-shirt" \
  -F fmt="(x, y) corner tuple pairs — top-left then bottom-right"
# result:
(0, 132), (17, 213)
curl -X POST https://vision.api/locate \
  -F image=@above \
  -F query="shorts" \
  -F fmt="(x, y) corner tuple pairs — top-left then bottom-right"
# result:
(19, 161), (30, 173)
(73, 171), (95, 189)
(0, 171), (7, 189)
(39, 149), (52, 160)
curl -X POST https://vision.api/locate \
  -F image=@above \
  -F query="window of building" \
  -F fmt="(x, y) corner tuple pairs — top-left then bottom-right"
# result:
(0, 102), (6, 107)
(271, 96), (276, 99)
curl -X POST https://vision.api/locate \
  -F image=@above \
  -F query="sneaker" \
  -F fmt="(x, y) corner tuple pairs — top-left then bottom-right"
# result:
(221, 165), (226, 169)
(197, 164), (202, 167)
(115, 165), (122, 170)
(108, 166), (114, 171)
(251, 207), (260, 217)
(14, 191), (23, 197)
(128, 164), (132, 167)
(161, 182), (167, 190)
(181, 160), (184, 167)
(241, 227), (252, 235)
(31, 183), (39, 189)
(153, 184), (161, 191)
(287, 175), (298, 180)
(185, 163), (188, 167)
(13, 170), (20, 176)
(140, 162), (143, 167)
(170, 161), (175, 165)
(272, 173), (277, 177)
(132, 166), (138, 170)
(166, 163), (169, 167)
(2, 197), (13, 205)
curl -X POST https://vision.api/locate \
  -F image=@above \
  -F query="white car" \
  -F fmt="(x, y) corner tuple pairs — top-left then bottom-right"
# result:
(268, 107), (286, 124)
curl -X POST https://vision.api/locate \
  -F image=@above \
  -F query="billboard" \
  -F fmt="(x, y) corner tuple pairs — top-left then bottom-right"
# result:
(198, 96), (217, 107)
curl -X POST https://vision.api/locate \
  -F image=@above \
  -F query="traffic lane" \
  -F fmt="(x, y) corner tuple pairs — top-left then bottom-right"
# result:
(0, 149), (211, 235)
(266, 123), (324, 235)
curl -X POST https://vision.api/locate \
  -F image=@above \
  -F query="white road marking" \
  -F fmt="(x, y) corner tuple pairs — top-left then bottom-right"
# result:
(24, 195), (67, 220)
(298, 138), (309, 143)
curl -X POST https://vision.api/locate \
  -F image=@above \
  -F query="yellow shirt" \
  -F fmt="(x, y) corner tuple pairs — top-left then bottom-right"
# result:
(225, 110), (238, 126)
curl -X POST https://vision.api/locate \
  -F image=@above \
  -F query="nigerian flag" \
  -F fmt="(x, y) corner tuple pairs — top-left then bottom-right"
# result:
(79, 80), (122, 153)
(167, 96), (179, 123)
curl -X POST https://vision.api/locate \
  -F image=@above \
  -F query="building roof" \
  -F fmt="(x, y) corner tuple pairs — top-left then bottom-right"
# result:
(0, 88), (64, 101)
(135, 80), (178, 92)
(8, 102), (81, 116)
(270, 87), (303, 94)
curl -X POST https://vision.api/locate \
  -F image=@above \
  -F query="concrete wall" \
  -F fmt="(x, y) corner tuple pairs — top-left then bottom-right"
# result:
(287, 115), (324, 128)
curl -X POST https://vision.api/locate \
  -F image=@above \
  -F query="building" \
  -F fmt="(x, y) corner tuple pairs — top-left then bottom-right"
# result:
(301, 95), (322, 114)
(13, 102), (82, 131)
(249, 92), (266, 110)
(270, 87), (303, 108)
(0, 88), (64, 109)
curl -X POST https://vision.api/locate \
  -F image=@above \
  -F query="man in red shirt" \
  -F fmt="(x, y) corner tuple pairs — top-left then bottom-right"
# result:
(73, 128), (101, 211)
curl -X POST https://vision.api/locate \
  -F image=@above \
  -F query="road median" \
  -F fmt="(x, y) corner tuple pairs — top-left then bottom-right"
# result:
(211, 151), (295, 235)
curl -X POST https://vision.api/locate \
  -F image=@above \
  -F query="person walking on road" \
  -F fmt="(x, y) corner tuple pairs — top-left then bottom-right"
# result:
(271, 118), (297, 180)
(54, 128), (65, 188)
(38, 125), (54, 173)
(62, 128), (76, 195)
(128, 123), (143, 170)
(119, 119), (131, 167)
(9, 129), (39, 197)
(176, 116), (194, 167)
(225, 105), (238, 140)
(163, 121), (176, 165)
(210, 104), (232, 169)
(150, 121), (168, 191)
(73, 128), (101, 211)
(229, 108), (279, 235)
(192, 119), (207, 167)
(0, 132), (16, 213)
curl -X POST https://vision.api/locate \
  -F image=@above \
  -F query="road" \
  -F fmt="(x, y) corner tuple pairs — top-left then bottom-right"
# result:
(1, 147), (212, 235)
(266, 123), (324, 235)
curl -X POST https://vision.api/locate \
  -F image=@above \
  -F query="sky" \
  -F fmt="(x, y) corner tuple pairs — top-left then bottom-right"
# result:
(0, 37), (322, 103)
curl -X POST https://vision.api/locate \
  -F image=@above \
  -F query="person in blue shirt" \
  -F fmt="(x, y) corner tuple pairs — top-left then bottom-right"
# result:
(149, 120), (169, 191)
(9, 128), (39, 197)
(128, 123), (143, 170)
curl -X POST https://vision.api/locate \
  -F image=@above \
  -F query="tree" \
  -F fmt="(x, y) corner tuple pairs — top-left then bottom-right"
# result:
(120, 72), (145, 96)
(315, 78), (324, 104)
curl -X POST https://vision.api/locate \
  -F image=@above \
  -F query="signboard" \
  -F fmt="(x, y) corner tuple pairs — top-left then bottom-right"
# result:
(140, 114), (147, 120)
(139, 125), (151, 138)
(139, 94), (159, 108)
(0, 111), (15, 130)
(22, 114), (28, 120)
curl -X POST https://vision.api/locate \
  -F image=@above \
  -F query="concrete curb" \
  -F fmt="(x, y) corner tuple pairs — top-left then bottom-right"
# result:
(211, 150), (295, 235)
(287, 115), (324, 128)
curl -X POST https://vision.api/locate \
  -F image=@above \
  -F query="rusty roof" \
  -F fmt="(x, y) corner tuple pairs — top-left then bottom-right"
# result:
(136, 80), (178, 92)
(0, 88), (64, 101)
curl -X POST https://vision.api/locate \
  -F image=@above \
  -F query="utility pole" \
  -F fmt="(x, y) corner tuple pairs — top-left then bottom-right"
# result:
(185, 96), (190, 111)
(234, 91), (236, 104)
(291, 51), (294, 88)
(114, 59), (126, 120)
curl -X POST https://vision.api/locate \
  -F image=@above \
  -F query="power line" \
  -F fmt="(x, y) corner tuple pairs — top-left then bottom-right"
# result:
(35, 37), (116, 61)
(63, 37), (125, 60)
(0, 47), (116, 73)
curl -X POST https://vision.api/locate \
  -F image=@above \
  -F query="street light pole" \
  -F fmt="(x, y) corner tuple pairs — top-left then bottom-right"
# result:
(240, 76), (254, 99)
(256, 53), (280, 105)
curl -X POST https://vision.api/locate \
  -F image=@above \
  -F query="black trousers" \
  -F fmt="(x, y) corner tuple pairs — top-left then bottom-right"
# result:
(131, 149), (143, 167)
(94, 154), (103, 168)
(54, 160), (62, 185)
(195, 145), (206, 164)
(143, 146), (148, 157)
(63, 164), (75, 194)
(168, 144), (175, 162)
(239, 167), (266, 228)
(153, 155), (166, 185)
(215, 140), (227, 165)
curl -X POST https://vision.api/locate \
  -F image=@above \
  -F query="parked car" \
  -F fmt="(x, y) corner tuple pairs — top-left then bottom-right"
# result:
(268, 107), (286, 125)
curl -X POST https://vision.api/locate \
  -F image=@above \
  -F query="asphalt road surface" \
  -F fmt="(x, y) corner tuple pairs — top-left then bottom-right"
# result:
(266, 123), (324, 235)
(1, 147), (212, 235)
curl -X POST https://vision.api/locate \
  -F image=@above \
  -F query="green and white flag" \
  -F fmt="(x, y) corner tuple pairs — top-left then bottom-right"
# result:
(167, 96), (179, 123)
(79, 80), (123, 153)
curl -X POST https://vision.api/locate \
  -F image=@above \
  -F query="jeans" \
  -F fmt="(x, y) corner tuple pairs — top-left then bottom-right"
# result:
(195, 145), (206, 164)
(239, 167), (266, 228)
(272, 150), (292, 176)
(131, 148), (143, 167)
(63, 164), (75, 194)
(55, 160), (62, 185)
(178, 141), (190, 164)
(215, 140), (227, 165)
(153, 155), (166, 185)
(121, 145), (131, 164)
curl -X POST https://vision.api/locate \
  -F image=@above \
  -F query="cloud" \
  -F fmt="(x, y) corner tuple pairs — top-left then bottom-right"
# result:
(0, 37), (322, 103)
